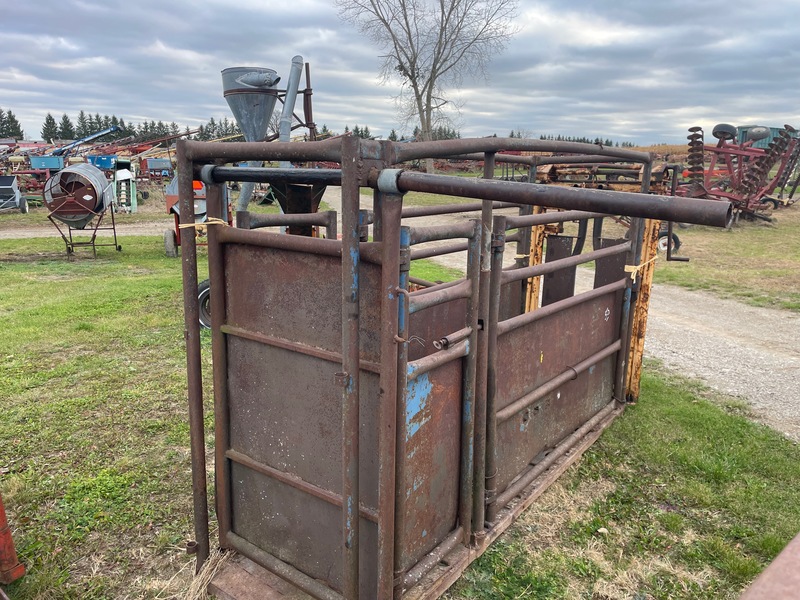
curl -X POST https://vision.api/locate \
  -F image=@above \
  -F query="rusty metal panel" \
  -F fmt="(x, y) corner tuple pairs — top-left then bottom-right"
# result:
(399, 360), (462, 572)
(493, 291), (621, 492)
(593, 238), (628, 289)
(541, 236), (576, 305)
(499, 280), (525, 321)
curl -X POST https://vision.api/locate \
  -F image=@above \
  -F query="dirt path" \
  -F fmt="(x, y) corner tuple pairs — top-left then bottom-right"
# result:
(3, 193), (798, 441)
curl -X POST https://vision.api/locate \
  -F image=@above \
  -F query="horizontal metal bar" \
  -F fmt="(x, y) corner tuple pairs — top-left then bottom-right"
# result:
(184, 137), (343, 163)
(402, 526), (465, 589)
(446, 153), (648, 167)
(497, 340), (622, 423)
(407, 339), (469, 381)
(222, 325), (381, 374)
(226, 532), (344, 600)
(411, 240), (469, 260)
(238, 210), (337, 229)
(504, 210), (605, 229)
(401, 201), (516, 218)
(498, 280), (627, 336)
(502, 242), (632, 285)
(409, 222), (476, 245)
(386, 172), (731, 227)
(227, 449), (379, 523)
(494, 400), (618, 510)
(203, 166), (342, 185)
(408, 279), (472, 314)
(433, 326), (473, 350)
(410, 278), (464, 296)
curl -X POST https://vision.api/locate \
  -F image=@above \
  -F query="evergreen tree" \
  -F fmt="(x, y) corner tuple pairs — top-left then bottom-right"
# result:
(41, 113), (58, 142)
(388, 128), (398, 141)
(0, 110), (6, 137)
(76, 111), (89, 137)
(0, 109), (24, 139)
(93, 113), (102, 132)
(170, 122), (180, 136)
(57, 113), (76, 139)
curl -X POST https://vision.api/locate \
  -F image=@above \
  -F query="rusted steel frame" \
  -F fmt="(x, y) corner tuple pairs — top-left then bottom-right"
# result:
(470, 154), (495, 542)
(409, 222), (476, 244)
(410, 240), (469, 260)
(504, 209), (605, 229)
(402, 526), (465, 589)
(390, 138), (652, 164)
(503, 242), (631, 285)
(499, 280), (627, 336)
(740, 532), (800, 599)
(237, 209), (337, 232)
(226, 533), (343, 600)
(406, 339), (469, 381)
(176, 141), (210, 570)
(220, 325), (381, 374)
(216, 227), (383, 265)
(615, 217), (643, 402)
(459, 218), (483, 546)
(408, 279), (472, 314)
(339, 135), (361, 599)
(206, 182), (232, 551)
(447, 153), (648, 167)
(389, 172), (732, 227)
(400, 201), (516, 219)
(494, 400), (618, 510)
(497, 340), (622, 424)
(407, 275), (437, 288)
(433, 326), (473, 350)
(183, 137), (343, 163)
(409, 278), (463, 296)
(393, 229), (412, 599)
(376, 192), (403, 599)
(199, 165), (342, 186)
(525, 205), (546, 313)
(225, 449), (379, 523)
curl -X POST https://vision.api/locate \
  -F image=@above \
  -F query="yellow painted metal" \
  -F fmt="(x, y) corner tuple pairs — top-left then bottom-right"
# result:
(524, 205), (546, 312)
(626, 218), (660, 401)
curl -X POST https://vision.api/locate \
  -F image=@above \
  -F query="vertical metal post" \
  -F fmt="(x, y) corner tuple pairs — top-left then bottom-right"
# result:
(176, 141), (210, 570)
(206, 182), (231, 547)
(376, 190), (402, 599)
(393, 227), (411, 600)
(340, 134), (361, 599)
(484, 215), (506, 524)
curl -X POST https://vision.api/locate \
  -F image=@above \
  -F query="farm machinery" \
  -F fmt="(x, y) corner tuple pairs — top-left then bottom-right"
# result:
(679, 123), (799, 221)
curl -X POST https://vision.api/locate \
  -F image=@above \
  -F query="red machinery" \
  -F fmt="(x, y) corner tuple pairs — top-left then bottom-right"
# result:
(678, 123), (799, 220)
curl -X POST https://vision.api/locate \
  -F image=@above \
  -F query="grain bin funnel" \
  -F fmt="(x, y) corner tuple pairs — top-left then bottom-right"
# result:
(221, 66), (281, 143)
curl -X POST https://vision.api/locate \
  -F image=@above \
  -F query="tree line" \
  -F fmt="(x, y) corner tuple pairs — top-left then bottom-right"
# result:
(0, 108), (25, 139)
(533, 133), (636, 147)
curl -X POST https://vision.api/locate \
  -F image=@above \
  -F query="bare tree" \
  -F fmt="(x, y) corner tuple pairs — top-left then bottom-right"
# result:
(336, 0), (518, 144)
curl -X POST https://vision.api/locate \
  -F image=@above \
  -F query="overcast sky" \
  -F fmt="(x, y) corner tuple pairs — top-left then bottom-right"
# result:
(3, 0), (799, 145)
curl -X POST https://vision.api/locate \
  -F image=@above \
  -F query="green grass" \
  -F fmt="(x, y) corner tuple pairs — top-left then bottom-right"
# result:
(446, 364), (800, 599)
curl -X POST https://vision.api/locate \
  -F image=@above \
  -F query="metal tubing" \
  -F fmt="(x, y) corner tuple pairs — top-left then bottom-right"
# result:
(207, 182), (232, 549)
(389, 172), (732, 227)
(393, 229), (411, 599)
(402, 526), (465, 589)
(494, 401), (618, 510)
(202, 166), (342, 186)
(504, 210), (605, 229)
(406, 339), (469, 381)
(496, 340), (622, 423)
(408, 279), (472, 314)
(447, 153), (648, 167)
(410, 240), (469, 261)
(498, 280), (627, 337)
(400, 201), (516, 218)
(225, 449), (379, 523)
(184, 137), (343, 163)
(238, 210), (338, 230)
(227, 533), (343, 600)
(339, 135), (361, 599)
(376, 192), (403, 598)
(503, 242), (632, 285)
(433, 327), (472, 350)
(409, 222), (476, 244)
(176, 140), (210, 570)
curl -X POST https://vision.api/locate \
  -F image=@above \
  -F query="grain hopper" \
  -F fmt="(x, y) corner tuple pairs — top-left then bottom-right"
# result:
(0, 175), (27, 213)
(43, 163), (121, 256)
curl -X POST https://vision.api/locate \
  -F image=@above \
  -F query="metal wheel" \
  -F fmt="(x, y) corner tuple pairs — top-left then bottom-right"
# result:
(198, 279), (212, 329)
(19, 196), (28, 214)
(657, 231), (681, 253)
(712, 123), (737, 141)
(164, 229), (178, 258)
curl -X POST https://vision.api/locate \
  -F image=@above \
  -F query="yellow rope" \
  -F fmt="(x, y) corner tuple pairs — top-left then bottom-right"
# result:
(178, 217), (228, 236)
(624, 255), (657, 283)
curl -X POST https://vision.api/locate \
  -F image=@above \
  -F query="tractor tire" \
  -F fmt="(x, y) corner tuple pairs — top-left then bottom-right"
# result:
(198, 279), (212, 329)
(747, 126), (770, 142)
(164, 229), (178, 258)
(19, 196), (28, 214)
(712, 123), (737, 141)
(657, 231), (681, 253)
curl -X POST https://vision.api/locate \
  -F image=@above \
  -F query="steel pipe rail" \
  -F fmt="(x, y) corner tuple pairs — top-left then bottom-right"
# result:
(200, 165), (342, 186)
(501, 242), (632, 286)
